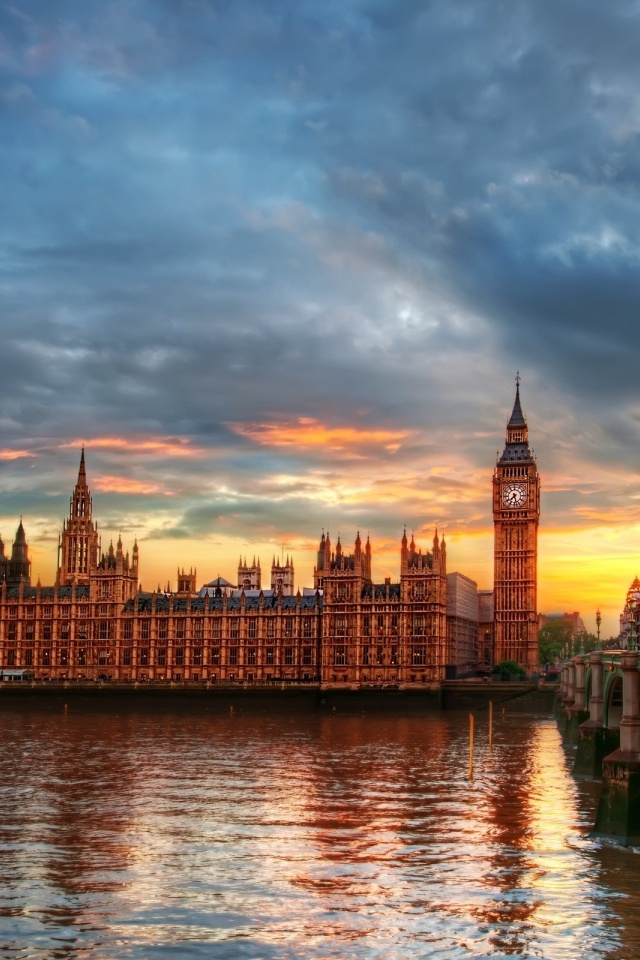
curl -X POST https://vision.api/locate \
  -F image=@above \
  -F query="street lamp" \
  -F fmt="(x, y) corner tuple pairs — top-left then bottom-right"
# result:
(596, 608), (601, 650)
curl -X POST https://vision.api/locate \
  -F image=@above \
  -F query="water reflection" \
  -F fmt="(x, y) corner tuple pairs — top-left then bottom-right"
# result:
(0, 708), (635, 958)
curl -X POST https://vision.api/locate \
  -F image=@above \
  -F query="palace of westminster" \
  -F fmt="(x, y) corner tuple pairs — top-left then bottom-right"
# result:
(0, 384), (542, 683)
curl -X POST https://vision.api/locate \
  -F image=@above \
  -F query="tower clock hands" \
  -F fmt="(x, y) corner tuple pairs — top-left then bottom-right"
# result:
(502, 482), (527, 508)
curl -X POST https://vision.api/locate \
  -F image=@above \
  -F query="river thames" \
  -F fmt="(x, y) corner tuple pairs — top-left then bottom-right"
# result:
(1, 703), (638, 959)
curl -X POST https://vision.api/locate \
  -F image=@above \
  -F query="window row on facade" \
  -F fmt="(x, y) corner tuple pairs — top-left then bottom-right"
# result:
(0, 616), (320, 642)
(328, 644), (435, 665)
(328, 613), (436, 635)
(3, 644), (318, 669)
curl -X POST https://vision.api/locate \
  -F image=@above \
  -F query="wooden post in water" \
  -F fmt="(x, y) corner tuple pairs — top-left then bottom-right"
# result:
(468, 713), (474, 780)
(490, 701), (494, 742)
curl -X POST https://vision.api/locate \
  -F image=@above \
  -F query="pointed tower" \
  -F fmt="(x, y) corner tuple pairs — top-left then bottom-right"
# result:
(58, 448), (99, 585)
(400, 528), (409, 573)
(493, 375), (540, 674)
(314, 531), (333, 590)
(0, 533), (7, 583)
(8, 518), (31, 586)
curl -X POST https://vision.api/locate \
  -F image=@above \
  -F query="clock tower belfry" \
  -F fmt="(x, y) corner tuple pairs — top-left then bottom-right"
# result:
(493, 375), (540, 675)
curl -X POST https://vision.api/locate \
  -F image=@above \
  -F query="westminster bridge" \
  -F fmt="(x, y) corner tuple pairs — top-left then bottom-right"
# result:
(560, 649), (640, 845)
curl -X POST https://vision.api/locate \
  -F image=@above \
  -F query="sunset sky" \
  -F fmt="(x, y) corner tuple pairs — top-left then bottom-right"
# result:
(2, 1), (640, 637)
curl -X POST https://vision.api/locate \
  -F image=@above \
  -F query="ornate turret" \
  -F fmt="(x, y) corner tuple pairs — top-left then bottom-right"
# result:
(314, 531), (332, 590)
(58, 449), (139, 602)
(0, 533), (6, 583)
(364, 534), (372, 581)
(58, 448), (99, 585)
(314, 529), (371, 588)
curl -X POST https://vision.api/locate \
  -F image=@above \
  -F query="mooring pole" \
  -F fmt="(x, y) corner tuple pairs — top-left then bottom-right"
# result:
(489, 700), (493, 751)
(468, 713), (474, 780)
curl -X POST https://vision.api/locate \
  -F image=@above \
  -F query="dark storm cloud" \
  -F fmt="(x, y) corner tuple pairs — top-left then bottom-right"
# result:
(2, 0), (640, 565)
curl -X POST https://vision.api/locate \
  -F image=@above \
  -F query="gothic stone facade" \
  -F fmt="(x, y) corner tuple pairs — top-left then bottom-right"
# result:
(316, 530), (449, 684)
(0, 454), (456, 684)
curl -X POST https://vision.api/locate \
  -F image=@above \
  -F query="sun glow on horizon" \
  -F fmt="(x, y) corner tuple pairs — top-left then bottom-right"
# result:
(228, 418), (414, 454)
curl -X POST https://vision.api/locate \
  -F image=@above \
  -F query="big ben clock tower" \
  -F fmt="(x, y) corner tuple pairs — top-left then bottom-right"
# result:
(493, 375), (540, 675)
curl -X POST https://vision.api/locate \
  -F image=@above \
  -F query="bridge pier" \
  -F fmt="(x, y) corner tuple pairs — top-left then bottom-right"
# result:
(559, 660), (576, 736)
(554, 664), (569, 725)
(594, 651), (640, 845)
(564, 655), (588, 745)
(574, 652), (618, 778)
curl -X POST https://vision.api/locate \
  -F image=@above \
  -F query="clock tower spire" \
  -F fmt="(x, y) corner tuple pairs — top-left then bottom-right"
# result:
(492, 374), (540, 674)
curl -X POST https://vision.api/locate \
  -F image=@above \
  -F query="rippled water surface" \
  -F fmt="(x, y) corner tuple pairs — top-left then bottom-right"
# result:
(1, 704), (638, 959)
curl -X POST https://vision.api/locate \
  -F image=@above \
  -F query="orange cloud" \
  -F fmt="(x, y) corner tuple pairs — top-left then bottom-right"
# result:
(0, 449), (35, 460)
(92, 475), (172, 496)
(62, 437), (205, 458)
(229, 418), (412, 454)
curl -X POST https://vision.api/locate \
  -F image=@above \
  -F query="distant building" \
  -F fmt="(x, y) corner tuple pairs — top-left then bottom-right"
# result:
(199, 577), (236, 598)
(446, 573), (479, 677)
(177, 569), (197, 594)
(0, 521), (31, 588)
(538, 611), (586, 639)
(619, 577), (640, 647)
(271, 556), (294, 595)
(237, 557), (261, 591)
(477, 590), (494, 671)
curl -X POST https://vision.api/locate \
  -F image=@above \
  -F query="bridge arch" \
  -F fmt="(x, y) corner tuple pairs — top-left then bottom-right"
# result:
(585, 667), (593, 710)
(603, 668), (623, 729)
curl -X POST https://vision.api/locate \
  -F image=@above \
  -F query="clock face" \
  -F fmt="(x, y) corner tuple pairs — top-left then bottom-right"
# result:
(502, 482), (527, 508)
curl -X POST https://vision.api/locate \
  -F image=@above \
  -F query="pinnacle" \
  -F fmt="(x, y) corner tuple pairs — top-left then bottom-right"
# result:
(507, 377), (527, 428)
